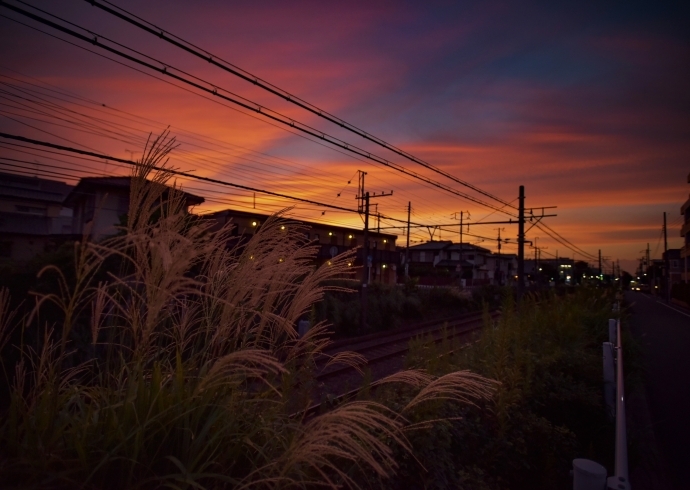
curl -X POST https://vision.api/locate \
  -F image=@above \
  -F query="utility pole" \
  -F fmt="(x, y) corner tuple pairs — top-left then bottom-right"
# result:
(517, 185), (525, 299)
(363, 192), (370, 283)
(405, 202), (411, 278)
(452, 211), (470, 286)
(496, 228), (504, 286)
(664, 212), (669, 302)
(599, 249), (602, 280)
(356, 171), (392, 331)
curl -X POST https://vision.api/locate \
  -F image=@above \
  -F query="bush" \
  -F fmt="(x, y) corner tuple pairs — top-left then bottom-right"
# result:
(383, 288), (622, 489)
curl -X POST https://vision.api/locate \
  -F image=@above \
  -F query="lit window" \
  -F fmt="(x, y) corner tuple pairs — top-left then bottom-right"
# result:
(328, 232), (333, 236)
(280, 225), (285, 230)
(348, 234), (353, 239)
(251, 221), (257, 227)
(382, 264), (387, 269)
(383, 239), (387, 243)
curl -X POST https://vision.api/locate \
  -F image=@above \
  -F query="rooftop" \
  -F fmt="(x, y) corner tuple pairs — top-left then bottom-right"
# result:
(0, 171), (73, 204)
(207, 208), (398, 239)
(63, 176), (204, 207)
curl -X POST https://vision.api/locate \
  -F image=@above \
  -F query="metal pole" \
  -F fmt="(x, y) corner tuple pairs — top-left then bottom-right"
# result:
(517, 185), (525, 300)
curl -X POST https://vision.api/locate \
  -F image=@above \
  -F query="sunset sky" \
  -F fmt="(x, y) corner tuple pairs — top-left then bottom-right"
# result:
(1, 0), (688, 272)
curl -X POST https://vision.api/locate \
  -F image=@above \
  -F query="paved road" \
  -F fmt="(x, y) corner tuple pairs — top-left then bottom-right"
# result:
(626, 292), (690, 490)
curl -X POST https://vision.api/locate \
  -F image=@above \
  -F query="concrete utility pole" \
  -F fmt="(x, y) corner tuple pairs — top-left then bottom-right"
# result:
(517, 185), (525, 299)
(496, 228), (503, 286)
(452, 210), (470, 285)
(356, 171), (392, 331)
(362, 191), (370, 329)
(405, 202), (411, 278)
(599, 249), (602, 280)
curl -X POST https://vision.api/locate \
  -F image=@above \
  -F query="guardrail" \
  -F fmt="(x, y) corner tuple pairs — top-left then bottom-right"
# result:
(572, 302), (630, 490)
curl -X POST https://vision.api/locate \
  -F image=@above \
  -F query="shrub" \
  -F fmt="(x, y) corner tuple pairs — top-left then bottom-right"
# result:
(390, 288), (620, 489)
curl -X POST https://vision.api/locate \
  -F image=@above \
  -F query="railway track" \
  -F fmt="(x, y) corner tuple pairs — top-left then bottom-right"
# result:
(298, 309), (498, 418)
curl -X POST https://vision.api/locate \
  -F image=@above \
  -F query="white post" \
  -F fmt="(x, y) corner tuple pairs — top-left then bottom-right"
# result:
(603, 342), (615, 419)
(573, 459), (607, 490)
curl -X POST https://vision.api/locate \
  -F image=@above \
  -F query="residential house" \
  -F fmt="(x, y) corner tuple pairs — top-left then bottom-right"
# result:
(663, 248), (683, 286)
(406, 241), (499, 286)
(0, 171), (74, 262)
(63, 177), (204, 241)
(493, 253), (518, 286)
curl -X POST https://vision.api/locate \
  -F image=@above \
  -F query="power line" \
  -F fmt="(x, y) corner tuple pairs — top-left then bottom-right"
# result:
(535, 221), (599, 261)
(0, 25), (504, 229)
(0, 73), (469, 221)
(0, 1), (517, 217)
(88, 0), (516, 210)
(534, 222), (598, 262)
(0, 131), (493, 236)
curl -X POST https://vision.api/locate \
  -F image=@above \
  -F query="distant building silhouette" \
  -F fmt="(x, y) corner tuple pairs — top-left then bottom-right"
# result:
(0, 171), (74, 262)
(63, 176), (204, 241)
(206, 209), (399, 285)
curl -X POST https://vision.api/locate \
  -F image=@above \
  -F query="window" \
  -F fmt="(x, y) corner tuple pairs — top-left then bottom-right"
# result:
(420, 251), (426, 262)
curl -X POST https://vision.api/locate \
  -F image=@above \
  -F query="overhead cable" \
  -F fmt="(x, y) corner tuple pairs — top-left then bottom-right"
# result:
(0, 1), (517, 217)
(87, 0), (516, 210)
